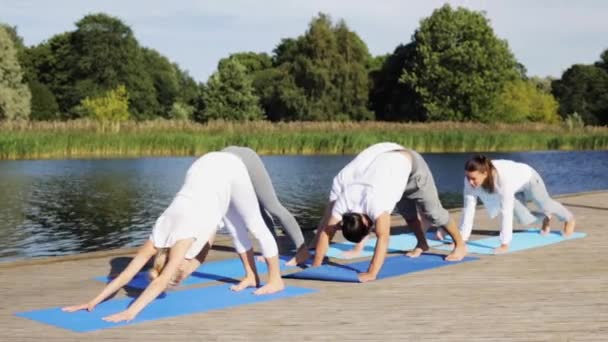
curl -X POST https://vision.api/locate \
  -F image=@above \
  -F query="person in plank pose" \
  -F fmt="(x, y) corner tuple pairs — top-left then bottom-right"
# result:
(63, 151), (284, 323)
(456, 155), (575, 254)
(299, 142), (467, 282)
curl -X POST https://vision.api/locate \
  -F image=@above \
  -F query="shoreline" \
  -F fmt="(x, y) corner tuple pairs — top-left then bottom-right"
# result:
(2, 189), (605, 269)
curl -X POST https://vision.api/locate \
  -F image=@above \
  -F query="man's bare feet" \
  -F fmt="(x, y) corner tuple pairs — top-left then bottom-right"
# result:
(230, 275), (259, 292)
(286, 246), (311, 266)
(406, 244), (429, 258)
(541, 215), (552, 235)
(493, 244), (509, 254)
(253, 279), (285, 295)
(563, 219), (576, 237)
(445, 244), (467, 261)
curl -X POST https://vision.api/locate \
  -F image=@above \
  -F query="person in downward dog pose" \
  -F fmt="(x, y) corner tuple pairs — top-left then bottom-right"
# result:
(303, 142), (467, 282)
(63, 151), (284, 323)
(456, 155), (576, 254)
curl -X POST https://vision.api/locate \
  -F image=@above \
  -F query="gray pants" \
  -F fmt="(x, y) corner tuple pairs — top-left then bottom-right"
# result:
(222, 146), (305, 249)
(395, 150), (450, 230)
(513, 170), (573, 225)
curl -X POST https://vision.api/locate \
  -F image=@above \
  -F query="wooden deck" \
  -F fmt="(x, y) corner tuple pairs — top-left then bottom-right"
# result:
(1, 191), (606, 341)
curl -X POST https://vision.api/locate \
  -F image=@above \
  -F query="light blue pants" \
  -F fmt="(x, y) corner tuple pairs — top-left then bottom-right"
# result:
(514, 171), (573, 225)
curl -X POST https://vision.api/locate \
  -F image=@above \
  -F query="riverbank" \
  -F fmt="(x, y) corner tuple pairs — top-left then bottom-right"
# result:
(1, 191), (606, 341)
(1, 120), (607, 160)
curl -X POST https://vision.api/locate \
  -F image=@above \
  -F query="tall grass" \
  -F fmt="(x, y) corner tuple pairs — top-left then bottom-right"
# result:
(1, 119), (607, 160)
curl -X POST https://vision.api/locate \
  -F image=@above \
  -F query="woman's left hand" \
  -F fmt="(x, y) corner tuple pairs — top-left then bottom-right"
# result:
(102, 310), (136, 323)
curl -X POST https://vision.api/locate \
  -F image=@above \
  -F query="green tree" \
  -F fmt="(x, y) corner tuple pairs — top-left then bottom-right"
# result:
(70, 14), (158, 119)
(79, 85), (130, 129)
(262, 14), (373, 121)
(369, 43), (425, 121)
(200, 58), (263, 121)
(0, 26), (31, 120)
(29, 80), (60, 120)
(492, 79), (560, 123)
(552, 64), (608, 125)
(400, 4), (519, 122)
(142, 48), (179, 117)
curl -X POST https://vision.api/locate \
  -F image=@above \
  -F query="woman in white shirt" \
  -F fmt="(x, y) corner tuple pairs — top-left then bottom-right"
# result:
(62, 152), (284, 323)
(307, 142), (468, 282)
(459, 155), (576, 254)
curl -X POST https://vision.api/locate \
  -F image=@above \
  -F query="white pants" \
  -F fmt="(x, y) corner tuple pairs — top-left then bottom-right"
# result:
(222, 162), (279, 258)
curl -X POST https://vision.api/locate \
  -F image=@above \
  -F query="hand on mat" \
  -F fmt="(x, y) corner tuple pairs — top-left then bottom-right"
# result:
(493, 244), (509, 254)
(62, 301), (96, 312)
(541, 216), (552, 235)
(357, 272), (376, 283)
(103, 310), (136, 323)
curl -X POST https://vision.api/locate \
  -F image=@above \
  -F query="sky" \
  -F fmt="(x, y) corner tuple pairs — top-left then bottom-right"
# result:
(1, 0), (607, 83)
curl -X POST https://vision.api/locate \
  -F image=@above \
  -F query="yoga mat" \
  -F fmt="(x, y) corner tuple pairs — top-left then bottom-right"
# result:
(284, 253), (478, 282)
(324, 233), (444, 259)
(95, 255), (296, 289)
(16, 284), (317, 332)
(434, 229), (586, 255)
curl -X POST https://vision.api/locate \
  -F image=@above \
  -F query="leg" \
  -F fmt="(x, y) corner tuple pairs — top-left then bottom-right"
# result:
(223, 214), (259, 291)
(396, 197), (428, 258)
(229, 169), (284, 295)
(528, 171), (575, 236)
(410, 169), (466, 261)
(224, 146), (306, 249)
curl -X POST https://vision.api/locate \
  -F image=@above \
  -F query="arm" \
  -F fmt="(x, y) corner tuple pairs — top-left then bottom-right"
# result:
(460, 191), (477, 241)
(359, 213), (390, 282)
(497, 192), (515, 252)
(312, 202), (340, 267)
(103, 238), (194, 322)
(62, 240), (157, 313)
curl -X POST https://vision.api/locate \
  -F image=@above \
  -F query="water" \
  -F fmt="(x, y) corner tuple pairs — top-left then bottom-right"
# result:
(1, 151), (606, 261)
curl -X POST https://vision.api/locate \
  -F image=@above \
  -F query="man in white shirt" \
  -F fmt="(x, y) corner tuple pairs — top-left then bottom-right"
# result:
(307, 142), (467, 282)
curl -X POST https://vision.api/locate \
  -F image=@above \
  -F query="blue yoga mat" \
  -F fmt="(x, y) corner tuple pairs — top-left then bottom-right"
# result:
(16, 284), (316, 332)
(284, 253), (478, 282)
(95, 255), (296, 289)
(434, 229), (586, 255)
(324, 233), (444, 259)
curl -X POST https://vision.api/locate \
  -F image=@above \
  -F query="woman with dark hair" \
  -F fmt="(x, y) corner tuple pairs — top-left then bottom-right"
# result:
(459, 155), (575, 254)
(308, 142), (468, 282)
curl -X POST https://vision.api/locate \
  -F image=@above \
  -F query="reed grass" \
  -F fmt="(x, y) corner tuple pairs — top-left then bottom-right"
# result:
(1, 119), (607, 160)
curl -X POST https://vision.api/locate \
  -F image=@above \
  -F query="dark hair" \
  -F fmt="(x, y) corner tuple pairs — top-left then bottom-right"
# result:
(341, 212), (371, 243)
(464, 155), (496, 193)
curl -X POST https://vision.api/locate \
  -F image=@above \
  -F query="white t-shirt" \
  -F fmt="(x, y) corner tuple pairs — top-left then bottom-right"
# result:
(149, 152), (240, 258)
(330, 142), (412, 222)
(459, 159), (534, 244)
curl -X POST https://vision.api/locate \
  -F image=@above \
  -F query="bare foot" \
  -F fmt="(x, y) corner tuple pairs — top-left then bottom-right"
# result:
(493, 244), (509, 254)
(286, 246), (310, 266)
(563, 219), (576, 237)
(406, 245), (428, 258)
(255, 255), (265, 263)
(253, 279), (285, 295)
(541, 215), (552, 235)
(445, 244), (467, 261)
(230, 276), (258, 292)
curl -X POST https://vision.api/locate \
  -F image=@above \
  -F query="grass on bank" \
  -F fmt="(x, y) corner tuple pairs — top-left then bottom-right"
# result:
(0, 120), (607, 160)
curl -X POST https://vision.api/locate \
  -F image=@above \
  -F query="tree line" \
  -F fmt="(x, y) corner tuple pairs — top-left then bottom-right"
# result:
(1, 5), (606, 125)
